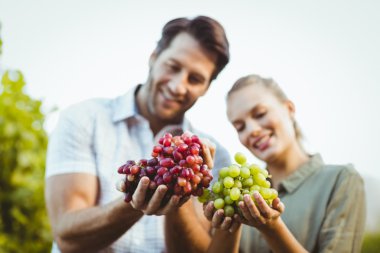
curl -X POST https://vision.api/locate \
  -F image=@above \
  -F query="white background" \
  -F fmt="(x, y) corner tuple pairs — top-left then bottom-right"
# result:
(1, 0), (380, 230)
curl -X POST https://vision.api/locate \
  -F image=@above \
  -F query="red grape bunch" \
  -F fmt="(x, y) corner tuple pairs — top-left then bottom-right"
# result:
(117, 132), (213, 204)
(198, 152), (278, 218)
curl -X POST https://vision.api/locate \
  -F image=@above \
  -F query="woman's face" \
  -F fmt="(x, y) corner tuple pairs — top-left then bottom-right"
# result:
(227, 84), (297, 163)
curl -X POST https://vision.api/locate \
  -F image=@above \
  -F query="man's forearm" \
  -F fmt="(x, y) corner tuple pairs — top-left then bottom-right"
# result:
(164, 199), (211, 253)
(207, 227), (241, 253)
(55, 198), (143, 253)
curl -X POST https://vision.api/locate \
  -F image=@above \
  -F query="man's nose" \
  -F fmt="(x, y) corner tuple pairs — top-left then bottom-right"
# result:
(167, 72), (187, 95)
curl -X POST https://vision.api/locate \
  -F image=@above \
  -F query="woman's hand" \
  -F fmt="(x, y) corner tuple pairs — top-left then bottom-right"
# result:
(238, 192), (285, 231)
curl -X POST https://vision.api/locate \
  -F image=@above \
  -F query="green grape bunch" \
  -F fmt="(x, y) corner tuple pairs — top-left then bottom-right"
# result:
(198, 152), (278, 218)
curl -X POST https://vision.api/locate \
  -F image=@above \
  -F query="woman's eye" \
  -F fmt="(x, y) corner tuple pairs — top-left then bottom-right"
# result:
(255, 111), (266, 119)
(234, 123), (245, 132)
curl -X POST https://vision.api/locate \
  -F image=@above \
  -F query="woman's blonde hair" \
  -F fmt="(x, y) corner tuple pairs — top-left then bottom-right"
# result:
(227, 74), (303, 142)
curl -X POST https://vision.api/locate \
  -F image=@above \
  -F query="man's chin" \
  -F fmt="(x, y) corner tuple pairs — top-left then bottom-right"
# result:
(156, 110), (183, 122)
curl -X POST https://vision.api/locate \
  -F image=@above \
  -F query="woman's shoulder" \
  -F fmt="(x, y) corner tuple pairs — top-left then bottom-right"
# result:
(319, 161), (364, 185)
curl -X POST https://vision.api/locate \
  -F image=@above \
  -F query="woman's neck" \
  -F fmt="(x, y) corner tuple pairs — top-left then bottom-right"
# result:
(267, 142), (309, 189)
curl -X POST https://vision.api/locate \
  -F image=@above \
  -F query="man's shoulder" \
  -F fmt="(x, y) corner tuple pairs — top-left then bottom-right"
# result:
(64, 97), (112, 113)
(60, 97), (114, 122)
(189, 127), (231, 163)
(190, 127), (223, 148)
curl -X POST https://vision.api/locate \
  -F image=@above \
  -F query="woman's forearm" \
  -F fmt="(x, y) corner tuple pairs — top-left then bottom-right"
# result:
(260, 218), (308, 253)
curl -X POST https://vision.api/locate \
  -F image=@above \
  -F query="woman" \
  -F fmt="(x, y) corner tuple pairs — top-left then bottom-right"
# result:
(205, 74), (366, 253)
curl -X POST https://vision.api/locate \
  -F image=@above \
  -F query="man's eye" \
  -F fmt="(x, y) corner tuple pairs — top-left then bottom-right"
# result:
(189, 76), (201, 84)
(167, 64), (180, 72)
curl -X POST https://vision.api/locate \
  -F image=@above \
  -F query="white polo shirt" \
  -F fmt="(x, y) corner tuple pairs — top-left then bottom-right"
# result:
(46, 85), (231, 253)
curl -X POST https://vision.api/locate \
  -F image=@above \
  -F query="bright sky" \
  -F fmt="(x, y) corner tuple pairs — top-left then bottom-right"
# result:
(1, 0), (380, 182)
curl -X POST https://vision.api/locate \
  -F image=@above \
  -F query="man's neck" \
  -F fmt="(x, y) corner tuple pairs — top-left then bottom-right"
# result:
(135, 84), (183, 136)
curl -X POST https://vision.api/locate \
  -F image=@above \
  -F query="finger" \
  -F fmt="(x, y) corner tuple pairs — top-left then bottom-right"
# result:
(131, 177), (150, 209)
(200, 138), (215, 169)
(253, 192), (271, 218)
(242, 195), (262, 223)
(272, 198), (285, 213)
(156, 195), (181, 215)
(116, 178), (126, 192)
(145, 185), (168, 214)
(178, 196), (191, 207)
(204, 201), (215, 221)
(220, 216), (232, 230)
(229, 215), (241, 233)
(203, 138), (216, 159)
(211, 209), (225, 228)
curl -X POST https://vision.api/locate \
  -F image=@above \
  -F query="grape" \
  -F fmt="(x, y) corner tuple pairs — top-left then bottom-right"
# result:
(212, 181), (223, 193)
(234, 152), (247, 165)
(250, 185), (261, 192)
(223, 177), (234, 188)
(203, 152), (278, 221)
(253, 173), (267, 187)
(222, 188), (231, 196)
(242, 177), (254, 187)
(214, 198), (225, 209)
(117, 132), (212, 204)
(240, 166), (251, 179)
(219, 167), (229, 178)
(224, 195), (234, 205)
(230, 187), (241, 201)
(249, 164), (261, 175)
(233, 180), (242, 189)
(228, 164), (240, 178)
(224, 205), (235, 217)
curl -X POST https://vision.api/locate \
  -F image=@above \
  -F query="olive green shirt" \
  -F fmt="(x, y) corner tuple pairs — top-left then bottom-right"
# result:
(239, 154), (366, 253)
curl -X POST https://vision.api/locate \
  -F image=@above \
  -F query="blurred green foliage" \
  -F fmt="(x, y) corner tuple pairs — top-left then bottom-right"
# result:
(362, 232), (380, 253)
(0, 69), (52, 251)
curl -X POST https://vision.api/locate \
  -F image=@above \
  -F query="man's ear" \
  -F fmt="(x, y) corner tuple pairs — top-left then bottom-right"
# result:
(149, 50), (158, 68)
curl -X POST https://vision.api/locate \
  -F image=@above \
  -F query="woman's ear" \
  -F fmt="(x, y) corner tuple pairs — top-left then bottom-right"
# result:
(285, 100), (296, 117)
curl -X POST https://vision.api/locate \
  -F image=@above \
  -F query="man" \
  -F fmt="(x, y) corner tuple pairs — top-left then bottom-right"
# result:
(45, 16), (231, 253)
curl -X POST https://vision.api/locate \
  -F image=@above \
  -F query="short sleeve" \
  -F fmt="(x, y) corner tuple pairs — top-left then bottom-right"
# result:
(187, 127), (231, 184)
(317, 165), (366, 253)
(45, 105), (97, 178)
(209, 139), (231, 185)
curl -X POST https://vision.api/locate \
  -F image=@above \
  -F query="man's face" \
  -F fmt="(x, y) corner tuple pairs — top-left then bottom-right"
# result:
(146, 32), (216, 121)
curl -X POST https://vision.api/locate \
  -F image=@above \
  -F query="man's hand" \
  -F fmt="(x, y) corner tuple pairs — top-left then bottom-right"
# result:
(116, 176), (189, 215)
(203, 201), (241, 233)
(200, 138), (216, 169)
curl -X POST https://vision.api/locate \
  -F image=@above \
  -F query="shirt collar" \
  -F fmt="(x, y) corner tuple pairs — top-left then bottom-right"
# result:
(279, 153), (324, 193)
(112, 85), (141, 122)
(111, 85), (193, 132)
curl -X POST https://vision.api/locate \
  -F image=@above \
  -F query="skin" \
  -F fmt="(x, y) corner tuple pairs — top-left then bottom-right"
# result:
(205, 84), (309, 253)
(46, 32), (219, 253)
(137, 32), (216, 136)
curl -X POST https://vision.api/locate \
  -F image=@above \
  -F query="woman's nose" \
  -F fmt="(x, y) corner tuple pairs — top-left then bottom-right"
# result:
(246, 120), (262, 137)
